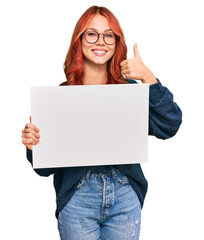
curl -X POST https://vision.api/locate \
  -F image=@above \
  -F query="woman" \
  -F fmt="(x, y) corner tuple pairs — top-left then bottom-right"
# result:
(22, 6), (182, 240)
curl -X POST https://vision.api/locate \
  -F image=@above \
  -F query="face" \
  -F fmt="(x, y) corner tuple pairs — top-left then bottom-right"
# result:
(81, 14), (116, 67)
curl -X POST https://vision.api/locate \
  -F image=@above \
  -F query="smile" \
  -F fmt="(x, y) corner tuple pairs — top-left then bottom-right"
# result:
(92, 50), (107, 57)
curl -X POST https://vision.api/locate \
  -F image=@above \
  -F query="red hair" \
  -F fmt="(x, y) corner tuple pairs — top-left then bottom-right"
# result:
(64, 6), (127, 85)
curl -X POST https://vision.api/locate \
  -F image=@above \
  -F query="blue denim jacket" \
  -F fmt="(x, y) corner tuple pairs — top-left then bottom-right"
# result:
(26, 79), (182, 218)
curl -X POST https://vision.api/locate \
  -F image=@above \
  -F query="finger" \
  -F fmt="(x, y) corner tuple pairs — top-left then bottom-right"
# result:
(30, 116), (32, 123)
(133, 43), (138, 58)
(25, 123), (40, 132)
(123, 73), (131, 79)
(120, 60), (127, 67)
(122, 69), (130, 75)
(23, 127), (40, 138)
(133, 43), (142, 60)
(22, 137), (38, 146)
(23, 133), (40, 143)
(121, 65), (128, 71)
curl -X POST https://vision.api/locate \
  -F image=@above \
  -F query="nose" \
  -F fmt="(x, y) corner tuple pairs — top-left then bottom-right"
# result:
(96, 34), (105, 45)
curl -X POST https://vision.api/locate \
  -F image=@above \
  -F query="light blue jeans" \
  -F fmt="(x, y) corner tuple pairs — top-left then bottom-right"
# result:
(58, 168), (141, 240)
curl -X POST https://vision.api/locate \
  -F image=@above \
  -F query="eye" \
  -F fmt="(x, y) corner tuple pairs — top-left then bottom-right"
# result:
(105, 33), (114, 38)
(87, 32), (97, 37)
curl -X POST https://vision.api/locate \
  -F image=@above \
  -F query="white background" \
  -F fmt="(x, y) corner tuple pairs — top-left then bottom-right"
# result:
(1, 0), (203, 239)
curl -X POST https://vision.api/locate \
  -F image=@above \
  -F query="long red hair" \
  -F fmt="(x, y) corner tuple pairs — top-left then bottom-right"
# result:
(64, 6), (127, 85)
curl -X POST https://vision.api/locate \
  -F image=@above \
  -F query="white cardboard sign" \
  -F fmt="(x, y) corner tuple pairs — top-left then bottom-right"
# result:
(30, 83), (149, 168)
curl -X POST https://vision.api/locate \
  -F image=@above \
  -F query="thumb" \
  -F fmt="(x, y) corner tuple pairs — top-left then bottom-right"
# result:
(133, 43), (140, 59)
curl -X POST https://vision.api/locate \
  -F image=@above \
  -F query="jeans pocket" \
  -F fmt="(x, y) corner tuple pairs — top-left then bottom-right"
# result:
(117, 174), (129, 185)
(76, 177), (86, 189)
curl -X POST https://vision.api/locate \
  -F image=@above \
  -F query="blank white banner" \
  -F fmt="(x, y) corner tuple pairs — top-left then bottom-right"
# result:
(30, 83), (149, 168)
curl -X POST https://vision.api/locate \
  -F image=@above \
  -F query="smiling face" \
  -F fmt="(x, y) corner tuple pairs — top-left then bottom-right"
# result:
(81, 14), (116, 67)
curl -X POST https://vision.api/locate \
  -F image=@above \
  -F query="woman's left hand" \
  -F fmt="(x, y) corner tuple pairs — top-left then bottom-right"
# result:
(120, 43), (158, 85)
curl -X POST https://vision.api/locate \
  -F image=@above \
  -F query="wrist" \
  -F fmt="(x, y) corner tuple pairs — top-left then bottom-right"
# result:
(141, 68), (158, 85)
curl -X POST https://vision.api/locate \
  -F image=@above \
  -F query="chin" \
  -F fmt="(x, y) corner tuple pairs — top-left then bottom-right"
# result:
(93, 56), (111, 65)
(85, 58), (107, 66)
(94, 60), (107, 65)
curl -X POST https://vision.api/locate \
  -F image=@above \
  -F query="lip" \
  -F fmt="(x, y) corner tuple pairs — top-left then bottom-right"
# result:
(92, 48), (107, 57)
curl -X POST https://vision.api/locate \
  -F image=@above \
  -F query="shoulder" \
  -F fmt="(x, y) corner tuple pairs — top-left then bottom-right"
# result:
(126, 79), (138, 84)
(59, 80), (137, 85)
(59, 81), (68, 86)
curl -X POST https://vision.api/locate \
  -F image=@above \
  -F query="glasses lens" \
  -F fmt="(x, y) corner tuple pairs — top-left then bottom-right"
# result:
(84, 31), (117, 45)
(85, 31), (98, 43)
(104, 32), (116, 45)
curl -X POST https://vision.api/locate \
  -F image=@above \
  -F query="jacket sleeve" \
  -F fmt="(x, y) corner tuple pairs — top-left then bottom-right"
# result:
(148, 79), (182, 139)
(26, 148), (58, 177)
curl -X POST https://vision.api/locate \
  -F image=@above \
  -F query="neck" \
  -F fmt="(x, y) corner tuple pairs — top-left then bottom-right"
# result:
(82, 61), (108, 85)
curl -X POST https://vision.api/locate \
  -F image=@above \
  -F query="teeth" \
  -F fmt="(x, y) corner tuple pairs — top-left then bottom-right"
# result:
(93, 51), (106, 54)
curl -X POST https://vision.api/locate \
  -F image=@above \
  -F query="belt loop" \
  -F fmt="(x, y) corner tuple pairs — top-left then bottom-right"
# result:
(111, 167), (118, 179)
(85, 169), (92, 181)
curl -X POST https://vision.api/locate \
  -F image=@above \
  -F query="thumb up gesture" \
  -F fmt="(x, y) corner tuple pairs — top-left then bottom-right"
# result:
(120, 43), (158, 85)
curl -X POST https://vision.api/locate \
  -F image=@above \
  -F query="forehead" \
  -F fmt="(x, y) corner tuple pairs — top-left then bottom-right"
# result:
(86, 14), (110, 32)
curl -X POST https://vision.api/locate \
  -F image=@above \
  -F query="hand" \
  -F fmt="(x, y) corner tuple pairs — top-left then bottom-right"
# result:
(22, 117), (40, 150)
(120, 43), (158, 85)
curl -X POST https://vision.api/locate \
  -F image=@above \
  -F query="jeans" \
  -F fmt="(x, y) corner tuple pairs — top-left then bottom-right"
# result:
(58, 168), (141, 240)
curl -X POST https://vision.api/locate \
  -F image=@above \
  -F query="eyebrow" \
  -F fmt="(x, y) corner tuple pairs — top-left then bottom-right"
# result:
(86, 28), (113, 33)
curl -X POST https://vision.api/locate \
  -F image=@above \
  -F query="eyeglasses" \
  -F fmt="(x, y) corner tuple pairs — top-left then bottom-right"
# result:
(83, 30), (118, 45)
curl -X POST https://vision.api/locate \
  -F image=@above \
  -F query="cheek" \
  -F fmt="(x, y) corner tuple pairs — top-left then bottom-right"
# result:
(81, 39), (90, 56)
(108, 46), (116, 58)
(81, 42), (87, 56)
(81, 42), (91, 58)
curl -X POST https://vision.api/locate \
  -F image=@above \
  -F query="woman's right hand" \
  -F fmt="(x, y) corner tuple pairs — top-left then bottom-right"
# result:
(22, 117), (40, 150)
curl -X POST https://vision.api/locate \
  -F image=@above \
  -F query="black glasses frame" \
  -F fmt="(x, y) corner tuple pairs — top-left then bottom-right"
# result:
(83, 31), (118, 45)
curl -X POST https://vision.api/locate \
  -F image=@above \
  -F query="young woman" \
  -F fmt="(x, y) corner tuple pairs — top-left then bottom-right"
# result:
(21, 6), (182, 240)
